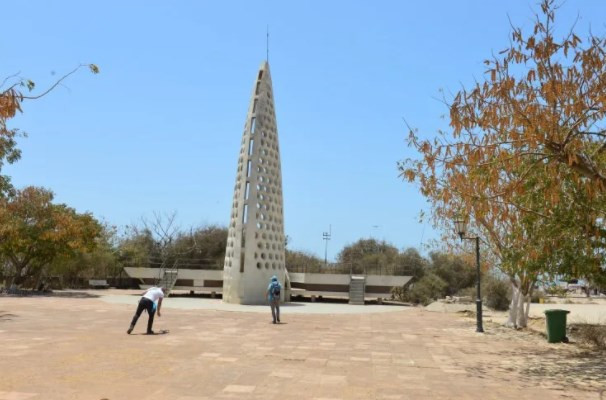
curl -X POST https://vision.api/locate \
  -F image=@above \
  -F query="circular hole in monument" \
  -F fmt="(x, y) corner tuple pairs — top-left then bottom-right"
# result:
(257, 242), (263, 249)
(256, 262), (262, 269)
(272, 263), (276, 269)
(261, 253), (266, 259)
(265, 262), (269, 268)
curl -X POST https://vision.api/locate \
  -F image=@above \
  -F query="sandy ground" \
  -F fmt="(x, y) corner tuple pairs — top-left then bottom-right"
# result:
(0, 289), (605, 400)
(426, 298), (606, 325)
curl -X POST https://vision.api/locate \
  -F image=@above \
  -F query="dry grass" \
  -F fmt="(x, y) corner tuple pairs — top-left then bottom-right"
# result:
(569, 323), (606, 350)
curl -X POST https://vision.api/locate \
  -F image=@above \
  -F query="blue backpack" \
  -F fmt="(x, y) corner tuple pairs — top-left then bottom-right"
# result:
(271, 281), (281, 298)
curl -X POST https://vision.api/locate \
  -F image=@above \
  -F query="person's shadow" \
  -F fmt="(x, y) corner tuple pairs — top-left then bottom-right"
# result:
(132, 330), (170, 335)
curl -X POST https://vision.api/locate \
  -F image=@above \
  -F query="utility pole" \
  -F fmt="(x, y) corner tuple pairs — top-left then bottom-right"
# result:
(323, 225), (332, 268)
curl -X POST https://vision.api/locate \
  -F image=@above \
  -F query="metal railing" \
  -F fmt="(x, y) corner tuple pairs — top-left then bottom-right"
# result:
(286, 262), (415, 276)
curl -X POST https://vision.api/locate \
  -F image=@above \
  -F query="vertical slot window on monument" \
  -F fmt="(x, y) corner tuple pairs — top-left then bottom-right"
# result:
(246, 160), (252, 178)
(242, 204), (248, 223)
(244, 182), (250, 200)
(248, 139), (254, 156)
(250, 117), (256, 134)
(255, 82), (260, 95)
(252, 99), (258, 113)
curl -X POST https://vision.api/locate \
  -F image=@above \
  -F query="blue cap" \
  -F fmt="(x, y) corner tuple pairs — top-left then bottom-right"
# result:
(271, 275), (278, 281)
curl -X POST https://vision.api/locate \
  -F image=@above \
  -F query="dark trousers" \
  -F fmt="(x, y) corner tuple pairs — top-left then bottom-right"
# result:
(130, 297), (155, 333)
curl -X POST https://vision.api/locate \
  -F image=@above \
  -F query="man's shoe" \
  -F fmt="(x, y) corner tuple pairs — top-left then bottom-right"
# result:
(127, 326), (134, 334)
(146, 330), (155, 335)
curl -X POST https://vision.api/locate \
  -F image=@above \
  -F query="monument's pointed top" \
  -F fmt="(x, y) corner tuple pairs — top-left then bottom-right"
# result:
(256, 60), (271, 84)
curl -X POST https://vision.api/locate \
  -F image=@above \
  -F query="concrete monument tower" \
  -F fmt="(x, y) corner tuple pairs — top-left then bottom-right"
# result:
(222, 61), (286, 304)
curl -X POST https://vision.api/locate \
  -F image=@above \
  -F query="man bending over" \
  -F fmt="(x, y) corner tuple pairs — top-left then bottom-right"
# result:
(127, 286), (165, 335)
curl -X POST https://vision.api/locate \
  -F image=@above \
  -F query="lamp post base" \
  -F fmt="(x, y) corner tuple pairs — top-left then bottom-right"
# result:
(476, 299), (484, 333)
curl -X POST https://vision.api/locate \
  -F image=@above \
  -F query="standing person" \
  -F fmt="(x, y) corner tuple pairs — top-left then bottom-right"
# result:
(127, 286), (165, 335)
(266, 276), (282, 324)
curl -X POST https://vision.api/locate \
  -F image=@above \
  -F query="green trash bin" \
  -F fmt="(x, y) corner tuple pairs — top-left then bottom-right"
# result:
(544, 309), (570, 343)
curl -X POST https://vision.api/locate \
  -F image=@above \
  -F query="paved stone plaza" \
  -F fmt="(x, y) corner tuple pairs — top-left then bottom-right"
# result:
(0, 290), (604, 400)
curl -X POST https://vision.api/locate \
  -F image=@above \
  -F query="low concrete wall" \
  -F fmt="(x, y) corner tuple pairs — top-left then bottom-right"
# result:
(126, 268), (412, 301)
(289, 272), (413, 299)
(124, 268), (224, 292)
(289, 272), (350, 285)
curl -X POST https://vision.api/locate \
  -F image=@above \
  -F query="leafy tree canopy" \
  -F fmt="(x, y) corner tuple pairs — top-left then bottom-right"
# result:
(0, 186), (102, 286)
(401, 0), (606, 326)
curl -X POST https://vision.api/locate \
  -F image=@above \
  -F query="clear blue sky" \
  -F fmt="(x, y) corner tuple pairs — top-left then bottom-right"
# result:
(3, 1), (606, 260)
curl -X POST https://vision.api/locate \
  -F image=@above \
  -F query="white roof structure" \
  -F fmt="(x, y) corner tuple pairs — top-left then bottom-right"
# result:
(222, 61), (286, 304)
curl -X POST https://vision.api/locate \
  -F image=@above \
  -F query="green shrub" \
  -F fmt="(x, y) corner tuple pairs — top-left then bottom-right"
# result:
(455, 274), (511, 310)
(482, 275), (511, 311)
(456, 285), (476, 300)
(544, 285), (568, 297)
(401, 272), (448, 306)
(390, 286), (406, 301)
(429, 252), (476, 296)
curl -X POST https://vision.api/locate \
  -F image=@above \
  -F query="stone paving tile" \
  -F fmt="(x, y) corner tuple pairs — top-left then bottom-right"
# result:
(0, 393), (39, 400)
(0, 293), (605, 399)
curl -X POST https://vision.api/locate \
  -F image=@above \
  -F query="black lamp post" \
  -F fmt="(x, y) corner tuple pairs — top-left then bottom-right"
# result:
(454, 216), (484, 333)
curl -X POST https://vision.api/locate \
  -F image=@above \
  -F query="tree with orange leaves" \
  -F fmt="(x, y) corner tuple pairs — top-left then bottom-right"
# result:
(0, 186), (102, 287)
(402, 1), (606, 327)
(0, 64), (98, 196)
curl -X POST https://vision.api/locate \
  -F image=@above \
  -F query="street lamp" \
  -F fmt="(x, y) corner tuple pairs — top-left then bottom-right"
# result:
(453, 215), (484, 333)
(322, 225), (331, 268)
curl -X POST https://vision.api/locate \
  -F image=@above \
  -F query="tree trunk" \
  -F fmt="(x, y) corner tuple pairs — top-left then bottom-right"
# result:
(11, 265), (27, 287)
(516, 291), (528, 328)
(506, 277), (535, 329)
(506, 283), (520, 328)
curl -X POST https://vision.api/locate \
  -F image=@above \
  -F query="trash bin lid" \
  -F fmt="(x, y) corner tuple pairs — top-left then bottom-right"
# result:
(544, 309), (570, 314)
